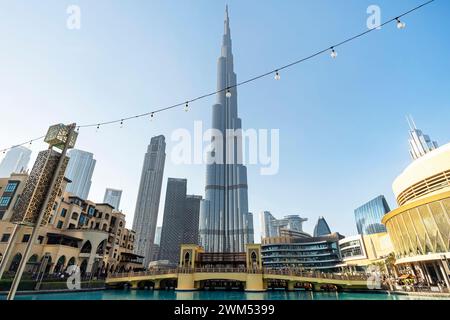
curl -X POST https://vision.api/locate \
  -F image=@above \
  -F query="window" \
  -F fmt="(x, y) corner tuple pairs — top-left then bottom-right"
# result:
(57, 221), (64, 229)
(22, 234), (30, 243)
(37, 236), (44, 244)
(5, 182), (18, 192)
(1, 233), (11, 242)
(0, 197), (11, 207)
(71, 212), (79, 220)
(68, 223), (76, 229)
(60, 208), (67, 217)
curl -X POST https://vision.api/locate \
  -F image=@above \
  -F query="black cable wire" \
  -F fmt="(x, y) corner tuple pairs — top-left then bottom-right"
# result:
(0, 0), (436, 153)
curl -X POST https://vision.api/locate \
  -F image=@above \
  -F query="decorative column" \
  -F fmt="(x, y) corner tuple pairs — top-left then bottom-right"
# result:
(6, 123), (78, 300)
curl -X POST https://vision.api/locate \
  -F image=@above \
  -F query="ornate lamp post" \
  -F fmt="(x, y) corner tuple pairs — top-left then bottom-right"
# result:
(6, 123), (77, 300)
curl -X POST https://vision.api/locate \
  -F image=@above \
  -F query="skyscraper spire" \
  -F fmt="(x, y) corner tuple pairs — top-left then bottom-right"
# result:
(407, 117), (439, 161)
(222, 5), (232, 59)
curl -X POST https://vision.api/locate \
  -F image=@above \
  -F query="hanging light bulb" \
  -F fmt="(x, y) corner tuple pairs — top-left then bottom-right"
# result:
(96, 124), (100, 131)
(274, 70), (281, 81)
(29, 140), (32, 146)
(396, 18), (406, 29)
(226, 88), (232, 98)
(150, 112), (154, 121)
(184, 102), (189, 112)
(330, 47), (338, 59)
(120, 120), (124, 128)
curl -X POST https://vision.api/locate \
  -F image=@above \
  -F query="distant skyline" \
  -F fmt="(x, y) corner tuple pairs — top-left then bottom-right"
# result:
(0, 1), (449, 238)
(0, 146), (31, 177)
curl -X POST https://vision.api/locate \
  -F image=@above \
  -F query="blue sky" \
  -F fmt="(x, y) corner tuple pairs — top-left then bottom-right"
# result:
(0, 0), (449, 238)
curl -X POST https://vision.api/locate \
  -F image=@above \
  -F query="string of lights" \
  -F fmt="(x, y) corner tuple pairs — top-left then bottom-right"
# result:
(0, 0), (436, 155)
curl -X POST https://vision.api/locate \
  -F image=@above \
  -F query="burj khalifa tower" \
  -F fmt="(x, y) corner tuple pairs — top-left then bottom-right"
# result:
(199, 7), (253, 253)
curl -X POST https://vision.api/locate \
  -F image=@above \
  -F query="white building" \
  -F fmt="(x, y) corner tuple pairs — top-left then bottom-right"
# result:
(0, 146), (31, 178)
(65, 149), (96, 200)
(103, 188), (122, 210)
(407, 116), (438, 160)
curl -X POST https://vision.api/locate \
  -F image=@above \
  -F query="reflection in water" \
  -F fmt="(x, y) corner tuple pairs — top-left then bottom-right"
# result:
(2, 289), (448, 300)
(176, 291), (195, 300)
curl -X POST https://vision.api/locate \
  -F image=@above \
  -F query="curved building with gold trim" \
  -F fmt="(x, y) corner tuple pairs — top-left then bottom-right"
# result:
(382, 143), (450, 287)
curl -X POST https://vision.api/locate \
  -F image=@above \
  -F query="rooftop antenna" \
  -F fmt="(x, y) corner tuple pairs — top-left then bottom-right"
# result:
(406, 115), (417, 131)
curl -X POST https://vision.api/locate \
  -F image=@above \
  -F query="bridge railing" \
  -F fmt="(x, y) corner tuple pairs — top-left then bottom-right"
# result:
(108, 268), (178, 279)
(263, 268), (368, 281)
(107, 267), (368, 281)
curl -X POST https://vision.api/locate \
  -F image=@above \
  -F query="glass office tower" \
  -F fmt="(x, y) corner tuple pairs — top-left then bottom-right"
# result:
(355, 195), (390, 235)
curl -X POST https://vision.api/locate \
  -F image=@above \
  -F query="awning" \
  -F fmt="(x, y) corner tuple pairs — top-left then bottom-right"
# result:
(121, 252), (144, 259)
(46, 232), (83, 242)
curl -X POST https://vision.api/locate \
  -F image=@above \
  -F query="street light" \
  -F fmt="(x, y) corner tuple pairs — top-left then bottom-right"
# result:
(6, 123), (77, 300)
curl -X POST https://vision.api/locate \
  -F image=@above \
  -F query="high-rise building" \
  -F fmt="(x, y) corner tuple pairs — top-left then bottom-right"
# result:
(103, 188), (122, 210)
(158, 179), (203, 264)
(247, 212), (254, 244)
(65, 149), (96, 200)
(0, 146), (31, 178)
(355, 195), (390, 235)
(407, 116), (438, 160)
(183, 195), (202, 245)
(158, 178), (187, 263)
(132, 136), (166, 267)
(313, 217), (332, 237)
(199, 7), (252, 253)
(154, 226), (162, 245)
(260, 211), (276, 239)
(260, 211), (308, 239)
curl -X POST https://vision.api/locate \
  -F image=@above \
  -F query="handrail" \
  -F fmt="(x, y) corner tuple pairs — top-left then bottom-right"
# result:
(106, 267), (369, 281)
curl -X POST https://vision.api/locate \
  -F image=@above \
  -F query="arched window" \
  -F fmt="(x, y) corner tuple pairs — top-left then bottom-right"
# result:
(251, 251), (258, 268)
(27, 254), (38, 264)
(9, 253), (22, 272)
(67, 257), (76, 267)
(105, 214), (110, 220)
(102, 224), (107, 231)
(96, 240), (107, 255)
(184, 251), (191, 267)
(80, 260), (88, 275)
(71, 212), (79, 220)
(80, 241), (92, 254)
(54, 256), (66, 273)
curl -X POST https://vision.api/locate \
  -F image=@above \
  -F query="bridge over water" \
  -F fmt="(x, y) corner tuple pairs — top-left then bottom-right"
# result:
(106, 268), (372, 292)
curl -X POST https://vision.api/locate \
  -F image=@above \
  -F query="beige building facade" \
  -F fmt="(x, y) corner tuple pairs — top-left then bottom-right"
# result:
(0, 172), (143, 277)
(382, 142), (450, 290)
